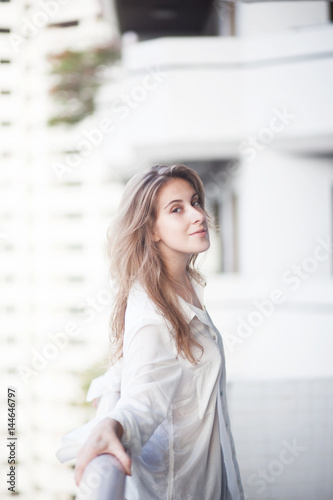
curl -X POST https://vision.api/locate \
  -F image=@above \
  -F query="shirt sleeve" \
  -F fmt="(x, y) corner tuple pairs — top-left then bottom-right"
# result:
(106, 323), (182, 456)
(86, 357), (122, 402)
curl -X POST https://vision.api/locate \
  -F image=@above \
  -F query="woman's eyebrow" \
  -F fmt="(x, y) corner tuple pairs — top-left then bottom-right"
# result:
(164, 192), (198, 210)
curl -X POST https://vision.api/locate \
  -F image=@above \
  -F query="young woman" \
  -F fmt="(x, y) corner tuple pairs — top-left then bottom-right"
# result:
(57, 164), (244, 500)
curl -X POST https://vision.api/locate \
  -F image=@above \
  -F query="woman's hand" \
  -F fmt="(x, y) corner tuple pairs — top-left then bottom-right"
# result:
(74, 417), (132, 486)
(92, 397), (100, 409)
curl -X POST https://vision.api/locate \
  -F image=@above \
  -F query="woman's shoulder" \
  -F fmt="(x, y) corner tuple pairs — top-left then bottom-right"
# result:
(125, 279), (166, 332)
(123, 281), (177, 356)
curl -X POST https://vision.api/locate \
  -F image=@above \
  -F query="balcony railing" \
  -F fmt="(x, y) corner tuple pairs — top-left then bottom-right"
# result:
(76, 454), (126, 500)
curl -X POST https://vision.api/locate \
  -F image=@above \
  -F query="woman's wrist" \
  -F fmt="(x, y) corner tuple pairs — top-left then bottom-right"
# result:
(107, 417), (124, 440)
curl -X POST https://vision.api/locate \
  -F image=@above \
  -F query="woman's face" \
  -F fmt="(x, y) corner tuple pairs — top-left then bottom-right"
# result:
(152, 178), (210, 267)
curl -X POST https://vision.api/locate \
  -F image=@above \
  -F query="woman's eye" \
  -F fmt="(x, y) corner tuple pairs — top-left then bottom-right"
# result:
(171, 200), (200, 213)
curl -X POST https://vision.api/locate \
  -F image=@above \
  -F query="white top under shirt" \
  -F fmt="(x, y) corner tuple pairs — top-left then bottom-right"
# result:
(56, 276), (244, 500)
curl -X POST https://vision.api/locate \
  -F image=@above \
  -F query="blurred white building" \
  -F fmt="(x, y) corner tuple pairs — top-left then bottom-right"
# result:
(0, 1), (332, 499)
(0, 1), (121, 499)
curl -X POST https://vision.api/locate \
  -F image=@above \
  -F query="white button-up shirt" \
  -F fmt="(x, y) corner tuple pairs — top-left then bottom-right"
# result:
(56, 277), (244, 500)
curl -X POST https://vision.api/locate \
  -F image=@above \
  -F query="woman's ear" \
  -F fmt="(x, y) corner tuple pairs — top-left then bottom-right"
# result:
(150, 220), (160, 243)
(152, 231), (160, 243)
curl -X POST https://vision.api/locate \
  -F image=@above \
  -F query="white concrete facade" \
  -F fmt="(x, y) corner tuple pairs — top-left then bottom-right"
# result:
(0, 1), (120, 499)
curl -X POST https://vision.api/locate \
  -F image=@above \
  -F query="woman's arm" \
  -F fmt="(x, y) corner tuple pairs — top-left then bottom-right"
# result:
(107, 323), (182, 454)
(74, 417), (131, 485)
(74, 323), (182, 485)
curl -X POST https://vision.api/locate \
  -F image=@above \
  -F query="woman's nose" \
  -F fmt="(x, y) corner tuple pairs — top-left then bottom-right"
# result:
(189, 205), (204, 223)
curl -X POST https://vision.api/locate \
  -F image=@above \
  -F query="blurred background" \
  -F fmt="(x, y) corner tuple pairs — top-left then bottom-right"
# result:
(0, 1), (333, 499)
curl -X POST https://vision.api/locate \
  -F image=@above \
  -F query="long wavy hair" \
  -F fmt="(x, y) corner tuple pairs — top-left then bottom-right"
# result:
(106, 163), (216, 365)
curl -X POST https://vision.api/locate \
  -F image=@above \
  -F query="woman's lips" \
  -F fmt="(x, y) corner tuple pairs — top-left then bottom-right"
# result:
(190, 229), (207, 237)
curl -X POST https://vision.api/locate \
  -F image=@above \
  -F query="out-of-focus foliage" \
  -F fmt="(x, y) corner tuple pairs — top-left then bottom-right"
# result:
(47, 41), (120, 126)
(79, 357), (111, 413)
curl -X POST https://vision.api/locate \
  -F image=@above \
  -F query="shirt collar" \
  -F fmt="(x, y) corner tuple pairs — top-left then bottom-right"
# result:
(131, 275), (210, 327)
(177, 276), (210, 327)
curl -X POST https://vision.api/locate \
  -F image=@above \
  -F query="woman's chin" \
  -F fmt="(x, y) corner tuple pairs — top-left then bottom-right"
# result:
(197, 240), (210, 254)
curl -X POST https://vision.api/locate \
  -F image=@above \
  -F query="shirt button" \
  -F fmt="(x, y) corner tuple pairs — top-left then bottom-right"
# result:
(220, 390), (223, 397)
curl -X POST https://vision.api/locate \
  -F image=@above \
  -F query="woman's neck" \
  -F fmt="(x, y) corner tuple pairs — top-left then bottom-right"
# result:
(162, 257), (203, 310)
(172, 271), (203, 310)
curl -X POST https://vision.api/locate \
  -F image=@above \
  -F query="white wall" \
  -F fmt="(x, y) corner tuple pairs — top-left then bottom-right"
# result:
(236, 148), (333, 278)
(235, 1), (329, 36)
(100, 24), (333, 173)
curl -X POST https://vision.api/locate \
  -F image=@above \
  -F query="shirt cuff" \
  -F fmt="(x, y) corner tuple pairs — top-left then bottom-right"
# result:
(106, 408), (142, 455)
